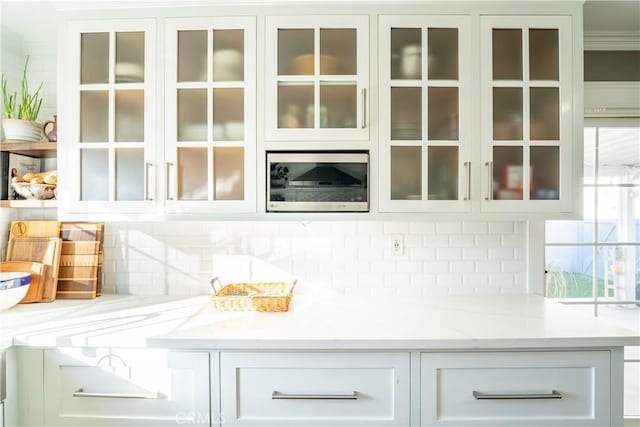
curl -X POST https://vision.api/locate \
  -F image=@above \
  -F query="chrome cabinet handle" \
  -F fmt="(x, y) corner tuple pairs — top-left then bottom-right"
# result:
(361, 88), (367, 129)
(73, 388), (162, 400)
(166, 162), (174, 201)
(144, 162), (153, 201)
(463, 161), (471, 201)
(272, 390), (358, 400)
(484, 161), (493, 201)
(473, 390), (562, 400)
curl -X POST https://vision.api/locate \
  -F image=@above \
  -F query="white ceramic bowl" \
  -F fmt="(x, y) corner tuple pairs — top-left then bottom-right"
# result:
(213, 49), (243, 81)
(224, 122), (244, 140)
(0, 272), (31, 311)
(115, 62), (144, 82)
(11, 182), (56, 200)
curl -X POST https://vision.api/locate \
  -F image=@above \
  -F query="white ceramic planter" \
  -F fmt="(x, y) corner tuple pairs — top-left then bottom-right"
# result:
(2, 118), (42, 142)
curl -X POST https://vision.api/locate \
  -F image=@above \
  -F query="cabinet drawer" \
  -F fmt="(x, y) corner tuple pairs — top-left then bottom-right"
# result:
(220, 352), (409, 426)
(421, 351), (611, 426)
(44, 348), (210, 426)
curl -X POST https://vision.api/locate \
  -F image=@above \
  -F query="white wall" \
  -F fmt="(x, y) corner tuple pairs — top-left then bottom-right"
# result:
(101, 220), (528, 297)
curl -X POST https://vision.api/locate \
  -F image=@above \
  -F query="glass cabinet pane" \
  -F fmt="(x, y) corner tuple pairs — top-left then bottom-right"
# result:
(213, 88), (244, 140)
(493, 146), (524, 200)
(278, 84), (314, 128)
(81, 33), (109, 84)
(428, 87), (458, 140)
(177, 89), (207, 141)
(492, 29), (522, 80)
(80, 90), (108, 142)
(115, 32), (144, 83)
(115, 90), (144, 142)
(428, 146), (458, 200)
(391, 87), (421, 140)
(493, 87), (523, 140)
(115, 148), (144, 201)
(391, 146), (422, 200)
(428, 28), (458, 80)
(213, 29), (244, 81)
(320, 28), (356, 75)
(178, 147), (207, 200)
(320, 83), (357, 128)
(178, 30), (207, 82)
(530, 87), (559, 140)
(529, 29), (559, 81)
(391, 28), (421, 80)
(278, 29), (314, 75)
(530, 146), (559, 200)
(81, 149), (108, 201)
(213, 147), (244, 200)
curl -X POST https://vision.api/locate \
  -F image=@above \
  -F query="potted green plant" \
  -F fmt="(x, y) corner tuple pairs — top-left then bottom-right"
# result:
(1, 56), (44, 142)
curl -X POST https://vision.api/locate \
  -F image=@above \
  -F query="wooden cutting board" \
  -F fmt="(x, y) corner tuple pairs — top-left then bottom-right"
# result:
(6, 237), (62, 303)
(0, 261), (47, 303)
(9, 221), (60, 239)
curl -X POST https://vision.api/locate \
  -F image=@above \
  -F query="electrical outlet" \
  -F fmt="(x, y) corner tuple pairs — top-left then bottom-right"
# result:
(390, 234), (404, 256)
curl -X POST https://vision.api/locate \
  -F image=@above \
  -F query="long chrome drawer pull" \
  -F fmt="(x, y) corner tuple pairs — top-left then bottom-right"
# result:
(272, 391), (358, 400)
(73, 388), (161, 399)
(473, 390), (562, 400)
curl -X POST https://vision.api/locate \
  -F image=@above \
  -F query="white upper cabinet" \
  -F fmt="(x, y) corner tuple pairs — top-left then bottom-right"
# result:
(264, 15), (370, 143)
(378, 15), (472, 213)
(480, 16), (574, 213)
(59, 19), (159, 219)
(165, 17), (256, 214)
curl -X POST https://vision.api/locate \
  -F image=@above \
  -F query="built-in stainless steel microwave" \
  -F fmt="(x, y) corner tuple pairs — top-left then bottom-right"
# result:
(267, 152), (369, 212)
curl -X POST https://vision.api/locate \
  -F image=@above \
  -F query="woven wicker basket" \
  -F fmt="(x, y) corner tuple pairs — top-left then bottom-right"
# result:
(210, 279), (296, 312)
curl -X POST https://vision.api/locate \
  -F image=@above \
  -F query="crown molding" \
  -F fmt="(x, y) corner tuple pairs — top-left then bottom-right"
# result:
(584, 31), (640, 50)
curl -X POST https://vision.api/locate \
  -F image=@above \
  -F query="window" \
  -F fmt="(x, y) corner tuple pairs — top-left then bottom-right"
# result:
(545, 118), (640, 420)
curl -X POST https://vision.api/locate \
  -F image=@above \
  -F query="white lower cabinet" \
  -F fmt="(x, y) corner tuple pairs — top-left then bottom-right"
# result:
(219, 352), (410, 426)
(43, 348), (210, 426)
(420, 351), (611, 426)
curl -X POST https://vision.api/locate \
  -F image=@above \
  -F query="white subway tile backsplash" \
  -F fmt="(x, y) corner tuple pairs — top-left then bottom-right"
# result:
(449, 234), (476, 248)
(408, 247), (436, 261)
(423, 260), (451, 274)
(502, 234), (525, 248)
(410, 273), (438, 288)
(462, 247), (488, 260)
(409, 222), (436, 234)
(462, 222), (488, 234)
(383, 221), (410, 234)
(397, 260), (423, 273)
(450, 260), (476, 274)
(476, 235), (502, 248)
(489, 247), (514, 260)
(0, 216), (528, 298)
(437, 273), (463, 288)
(436, 221), (463, 234)
(423, 235), (450, 248)
(436, 247), (462, 260)
(489, 222), (515, 234)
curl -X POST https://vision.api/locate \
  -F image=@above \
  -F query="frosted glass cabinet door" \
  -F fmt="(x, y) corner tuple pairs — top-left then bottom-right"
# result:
(379, 15), (470, 213)
(481, 15), (573, 213)
(63, 20), (157, 218)
(165, 17), (256, 213)
(265, 15), (369, 141)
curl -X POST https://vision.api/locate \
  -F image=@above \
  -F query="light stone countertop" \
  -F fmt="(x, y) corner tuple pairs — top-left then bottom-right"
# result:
(1, 285), (638, 350)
